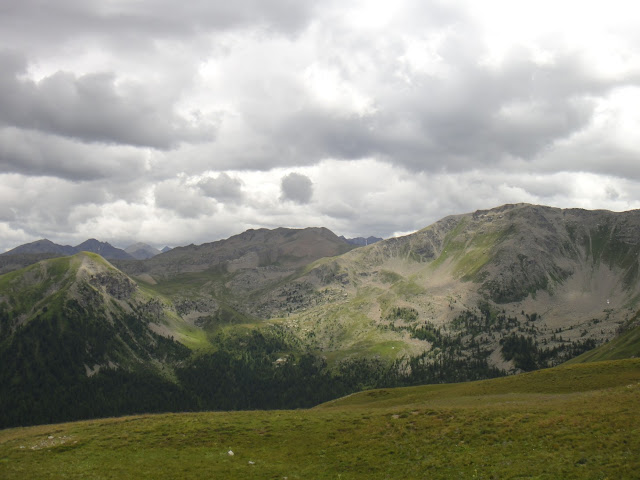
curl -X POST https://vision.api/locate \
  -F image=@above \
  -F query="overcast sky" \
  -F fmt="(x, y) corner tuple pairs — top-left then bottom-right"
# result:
(1, 0), (640, 251)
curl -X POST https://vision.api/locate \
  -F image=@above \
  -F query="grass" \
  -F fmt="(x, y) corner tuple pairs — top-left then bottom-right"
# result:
(0, 256), (75, 316)
(454, 227), (515, 281)
(287, 288), (420, 364)
(172, 322), (212, 351)
(145, 269), (228, 298)
(428, 219), (514, 282)
(391, 278), (425, 297)
(1, 359), (639, 479)
(566, 324), (640, 364)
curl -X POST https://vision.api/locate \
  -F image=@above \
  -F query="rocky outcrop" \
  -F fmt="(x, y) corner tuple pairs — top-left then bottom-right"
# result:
(88, 272), (137, 300)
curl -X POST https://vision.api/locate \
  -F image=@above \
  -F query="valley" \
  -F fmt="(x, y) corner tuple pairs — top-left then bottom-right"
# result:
(1, 203), (640, 430)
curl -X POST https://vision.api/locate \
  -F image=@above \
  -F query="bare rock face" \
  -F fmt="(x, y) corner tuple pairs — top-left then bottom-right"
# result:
(241, 204), (640, 371)
(346, 204), (640, 305)
(88, 272), (137, 300)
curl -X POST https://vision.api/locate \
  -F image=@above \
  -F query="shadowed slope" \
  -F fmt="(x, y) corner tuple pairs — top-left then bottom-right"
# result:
(0, 253), (196, 428)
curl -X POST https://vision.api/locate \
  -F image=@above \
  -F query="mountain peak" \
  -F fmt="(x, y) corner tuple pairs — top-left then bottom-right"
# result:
(75, 239), (134, 260)
(124, 242), (161, 260)
(340, 235), (383, 247)
(2, 238), (77, 256)
(2, 238), (134, 261)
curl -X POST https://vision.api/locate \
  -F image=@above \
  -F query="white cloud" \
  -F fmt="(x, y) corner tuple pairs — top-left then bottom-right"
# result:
(154, 178), (216, 218)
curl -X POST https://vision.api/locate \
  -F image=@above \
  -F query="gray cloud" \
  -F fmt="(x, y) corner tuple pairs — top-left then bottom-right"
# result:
(198, 173), (244, 202)
(265, 44), (622, 175)
(1, 1), (640, 252)
(0, 174), (110, 238)
(0, 52), (215, 149)
(0, 1), (320, 48)
(280, 172), (313, 204)
(0, 127), (151, 181)
(179, 19), (638, 179)
(154, 179), (216, 218)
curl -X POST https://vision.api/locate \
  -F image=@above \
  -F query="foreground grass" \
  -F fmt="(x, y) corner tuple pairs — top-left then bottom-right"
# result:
(1, 360), (640, 479)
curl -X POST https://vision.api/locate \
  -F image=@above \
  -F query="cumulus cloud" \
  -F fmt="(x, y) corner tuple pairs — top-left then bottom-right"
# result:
(1, 0), (640, 252)
(198, 173), (244, 202)
(280, 172), (313, 204)
(0, 52), (216, 149)
(0, 127), (153, 181)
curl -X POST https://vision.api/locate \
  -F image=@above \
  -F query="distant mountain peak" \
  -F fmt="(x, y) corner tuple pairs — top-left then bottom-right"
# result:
(75, 239), (134, 260)
(2, 238), (133, 261)
(340, 235), (383, 247)
(120, 225), (355, 280)
(125, 242), (161, 260)
(2, 238), (77, 256)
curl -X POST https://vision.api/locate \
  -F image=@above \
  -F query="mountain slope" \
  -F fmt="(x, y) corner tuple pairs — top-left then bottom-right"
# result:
(250, 204), (640, 369)
(3, 204), (640, 429)
(113, 227), (356, 331)
(566, 323), (640, 364)
(74, 239), (134, 260)
(565, 309), (640, 364)
(0, 253), (198, 427)
(0, 253), (63, 275)
(0, 250), (403, 428)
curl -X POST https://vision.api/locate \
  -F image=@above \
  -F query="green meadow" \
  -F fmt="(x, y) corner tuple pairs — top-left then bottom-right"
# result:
(1, 359), (639, 479)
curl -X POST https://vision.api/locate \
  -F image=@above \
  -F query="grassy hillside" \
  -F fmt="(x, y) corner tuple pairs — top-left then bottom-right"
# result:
(566, 315), (640, 364)
(1, 359), (639, 479)
(3, 205), (640, 431)
(0, 253), (197, 428)
(254, 204), (640, 377)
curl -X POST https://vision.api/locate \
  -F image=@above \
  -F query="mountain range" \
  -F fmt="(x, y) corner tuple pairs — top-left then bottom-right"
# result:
(1, 234), (379, 266)
(2, 238), (134, 260)
(0, 240), (173, 273)
(1, 203), (639, 428)
(340, 235), (383, 246)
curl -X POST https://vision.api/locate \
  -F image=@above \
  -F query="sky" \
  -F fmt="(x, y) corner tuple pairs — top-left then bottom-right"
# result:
(1, 0), (640, 251)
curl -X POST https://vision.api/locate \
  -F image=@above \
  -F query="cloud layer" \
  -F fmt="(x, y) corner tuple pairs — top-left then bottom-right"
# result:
(1, 0), (640, 251)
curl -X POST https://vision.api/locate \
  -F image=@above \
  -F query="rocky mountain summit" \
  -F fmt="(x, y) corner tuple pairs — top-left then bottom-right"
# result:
(116, 226), (354, 279)
(247, 204), (640, 369)
(2, 238), (134, 260)
(339, 235), (384, 246)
